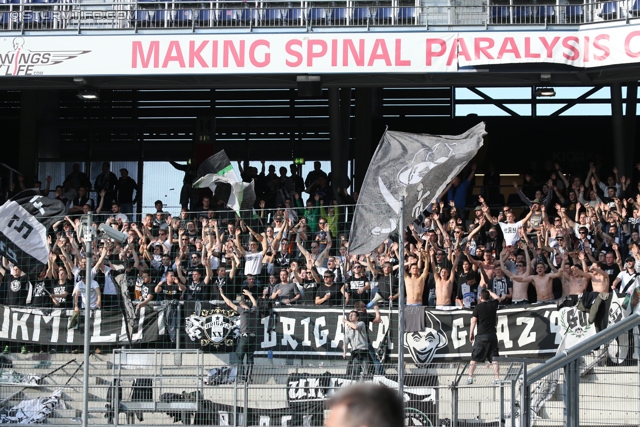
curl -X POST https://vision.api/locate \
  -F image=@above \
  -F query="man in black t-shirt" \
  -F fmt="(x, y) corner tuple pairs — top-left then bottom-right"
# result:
(315, 271), (344, 306)
(5, 266), (29, 306)
(467, 289), (501, 385)
(135, 271), (156, 310)
(30, 268), (53, 308)
(51, 267), (74, 309)
(296, 267), (320, 305)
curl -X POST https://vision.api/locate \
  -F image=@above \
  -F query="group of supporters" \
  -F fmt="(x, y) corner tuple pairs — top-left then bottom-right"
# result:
(2, 160), (640, 321)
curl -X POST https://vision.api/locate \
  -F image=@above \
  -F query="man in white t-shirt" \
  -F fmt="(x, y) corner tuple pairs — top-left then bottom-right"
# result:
(498, 208), (533, 247)
(235, 228), (268, 277)
(612, 257), (640, 295)
(73, 270), (102, 311)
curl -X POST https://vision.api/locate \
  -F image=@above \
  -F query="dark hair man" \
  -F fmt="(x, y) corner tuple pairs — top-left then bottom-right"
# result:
(325, 383), (404, 427)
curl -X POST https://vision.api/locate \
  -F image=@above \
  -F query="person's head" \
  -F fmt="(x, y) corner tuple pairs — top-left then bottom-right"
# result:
(101, 161), (110, 172)
(155, 200), (164, 211)
(245, 274), (256, 285)
(535, 262), (546, 275)
(120, 168), (128, 178)
(625, 256), (636, 269)
(325, 383), (404, 427)
(461, 259), (471, 273)
(111, 202), (120, 213)
(382, 262), (393, 275)
(318, 218), (327, 228)
(279, 269), (290, 283)
(480, 289), (490, 302)
(166, 271), (175, 283)
(348, 310), (359, 322)
(161, 254), (172, 265)
(314, 161), (321, 171)
(493, 262), (502, 277)
(191, 253), (201, 265)
(82, 204), (91, 214)
(605, 251), (615, 265)
(506, 211), (515, 223)
(191, 269), (202, 282)
(217, 266), (227, 277)
(440, 267), (450, 280)
(248, 240), (259, 252)
(409, 263), (419, 276)
(279, 166), (287, 177)
(201, 196), (211, 208)
(578, 227), (589, 238)
(323, 271), (334, 284)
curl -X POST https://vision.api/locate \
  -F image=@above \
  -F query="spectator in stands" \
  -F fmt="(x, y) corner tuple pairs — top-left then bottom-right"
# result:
(269, 269), (300, 305)
(73, 269), (101, 311)
(325, 383), (404, 427)
(342, 310), (370, 377)
(439, 163), (476, 214)
(68, 186), (94, 214)
(63, 162), (91, 192)
(305, 161), (328, 192)
(154, 271), (185, 301)
(116, 168), (138, 217)
(315, 270), (344, 306)
(169, 160), (197, 211)
(235, 229), (268, 278)
(219, 288), (260, 384)
(175, 256), (213, 302)
(94, 162), (118, 207)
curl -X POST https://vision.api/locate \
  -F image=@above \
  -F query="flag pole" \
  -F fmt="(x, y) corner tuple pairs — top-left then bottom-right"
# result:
(82, 213), (92, 427)
(397, 197), (405, 398)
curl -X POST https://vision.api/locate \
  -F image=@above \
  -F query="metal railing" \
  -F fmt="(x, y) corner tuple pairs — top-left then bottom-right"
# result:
(1, 0), (639, 32)
(521, 312), (640, 427)
(0, 357), (526, 426)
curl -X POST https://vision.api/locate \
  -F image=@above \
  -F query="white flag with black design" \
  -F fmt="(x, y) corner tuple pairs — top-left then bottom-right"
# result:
(192, 150), (256, 215)
(349, 123), (486, 255)
(0, 190), (66, 278)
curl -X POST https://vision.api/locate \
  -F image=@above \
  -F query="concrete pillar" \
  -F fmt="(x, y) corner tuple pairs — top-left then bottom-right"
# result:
(354, 87), (374, 192)
(625, 82), (637, 176)
(611, 83), (625, 174)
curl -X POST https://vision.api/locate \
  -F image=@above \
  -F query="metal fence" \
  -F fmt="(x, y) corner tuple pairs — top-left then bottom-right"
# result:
(0, 352), (523, 426)
(1, 0), (639, 32)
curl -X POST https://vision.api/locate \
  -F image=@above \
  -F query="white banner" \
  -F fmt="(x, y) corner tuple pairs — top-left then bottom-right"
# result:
(1, 25), (640, 76)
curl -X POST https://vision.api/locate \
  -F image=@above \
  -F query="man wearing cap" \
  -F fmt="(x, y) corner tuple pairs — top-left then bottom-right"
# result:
(612, 256), (640, 295)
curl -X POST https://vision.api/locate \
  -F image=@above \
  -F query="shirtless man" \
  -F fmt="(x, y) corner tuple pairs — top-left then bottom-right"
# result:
(499, 246), (532, 305)
(431, 247), (460, 307)
(513, 262), (562, 303)
(573, 252), (610, 294)
(405, 250), (430, 306)
(562, 263), (588, 296)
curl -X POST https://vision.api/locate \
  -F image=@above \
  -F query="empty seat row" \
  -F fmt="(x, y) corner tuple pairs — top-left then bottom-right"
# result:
(156, 6), (417, 27)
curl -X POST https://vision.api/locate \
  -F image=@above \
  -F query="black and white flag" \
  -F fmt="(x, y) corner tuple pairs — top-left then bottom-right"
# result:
(349, 123), (486, 255)
(193, 150), (256, 215)
(0, 190), (66, 278)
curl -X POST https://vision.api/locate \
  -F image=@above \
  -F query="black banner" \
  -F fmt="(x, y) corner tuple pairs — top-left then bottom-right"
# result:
(0, 305), (160, 345)
(183, 302), (565, 363)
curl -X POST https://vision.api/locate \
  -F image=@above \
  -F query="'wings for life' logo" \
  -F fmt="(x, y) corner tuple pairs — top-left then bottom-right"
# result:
(0, 37), (90, 76)
(185, 307), (239, 348)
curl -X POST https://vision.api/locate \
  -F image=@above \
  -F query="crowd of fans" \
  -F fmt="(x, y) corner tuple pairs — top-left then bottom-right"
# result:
(2, 158), (640, 346)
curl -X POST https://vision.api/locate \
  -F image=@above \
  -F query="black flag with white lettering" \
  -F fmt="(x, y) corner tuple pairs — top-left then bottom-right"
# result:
(0, 190), (66, 279)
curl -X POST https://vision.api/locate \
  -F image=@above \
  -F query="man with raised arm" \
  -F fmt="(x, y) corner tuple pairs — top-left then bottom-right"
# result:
(500, 245), (533, 305)
(219, 288), (259, 384)
(512, 262), (563, 303)
(405, 249), (430, 306)
(431, 247), (460, 308)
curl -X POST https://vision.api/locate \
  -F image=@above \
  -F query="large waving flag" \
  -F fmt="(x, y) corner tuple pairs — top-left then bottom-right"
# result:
(0, 190), (66, 278)
(192, 150), (256, 214)
(348, 123), (486, 255)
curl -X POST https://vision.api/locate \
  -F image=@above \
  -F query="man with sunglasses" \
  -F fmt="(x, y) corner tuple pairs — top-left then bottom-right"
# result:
(315, 271), (345, 306)
(343, 263), (370, 306)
